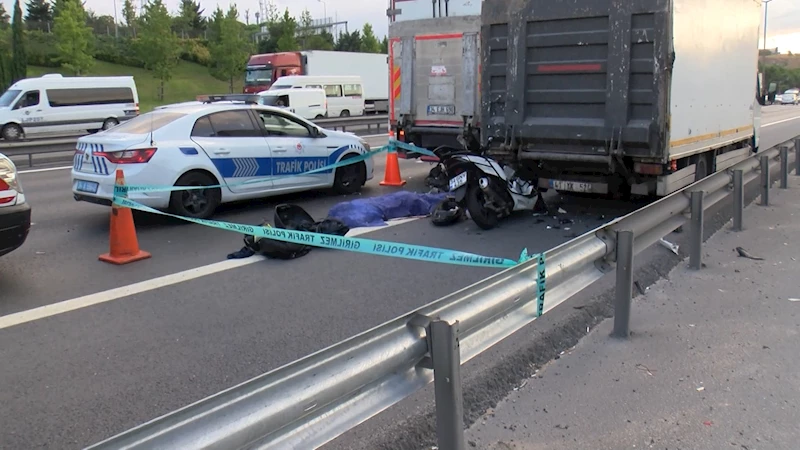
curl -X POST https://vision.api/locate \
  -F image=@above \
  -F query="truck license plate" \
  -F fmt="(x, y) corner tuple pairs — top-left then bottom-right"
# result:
(449, 172), (468, 191)
(427, 104), (455, 115)
(549, 180), (592, 193)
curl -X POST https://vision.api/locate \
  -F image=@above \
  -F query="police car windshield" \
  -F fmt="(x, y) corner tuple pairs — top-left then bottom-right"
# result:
(110, 111), (187, 134)
(0, 89), (21, 107)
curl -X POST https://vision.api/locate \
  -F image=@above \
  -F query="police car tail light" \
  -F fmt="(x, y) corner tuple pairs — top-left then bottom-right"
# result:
(96, 148), (157, 164)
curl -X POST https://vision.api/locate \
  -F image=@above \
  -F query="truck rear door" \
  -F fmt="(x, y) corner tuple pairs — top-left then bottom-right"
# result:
(481, 0), (671, 160)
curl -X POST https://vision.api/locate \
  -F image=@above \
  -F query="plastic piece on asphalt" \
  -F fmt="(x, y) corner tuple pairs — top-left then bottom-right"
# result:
(379, 150), (407, 187)
(99, 169), (152, 265)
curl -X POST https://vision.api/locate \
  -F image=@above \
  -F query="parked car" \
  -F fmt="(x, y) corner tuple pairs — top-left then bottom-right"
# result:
(0, 153), (31, 257)
(779, 88), (799, 105)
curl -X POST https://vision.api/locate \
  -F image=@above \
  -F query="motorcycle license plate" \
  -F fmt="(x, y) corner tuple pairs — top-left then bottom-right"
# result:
(449, 172), (468, 191)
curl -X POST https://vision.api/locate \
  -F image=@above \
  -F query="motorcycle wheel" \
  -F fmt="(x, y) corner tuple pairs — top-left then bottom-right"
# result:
(465, 184), (499, 230)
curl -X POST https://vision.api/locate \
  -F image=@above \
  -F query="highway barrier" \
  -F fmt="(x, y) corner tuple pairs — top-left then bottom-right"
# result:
(86, 136), (800, 450)
(0, 114), (389, 168)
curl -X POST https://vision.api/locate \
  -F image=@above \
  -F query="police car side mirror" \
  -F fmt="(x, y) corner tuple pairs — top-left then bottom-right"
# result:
(310, 127), (324, 138)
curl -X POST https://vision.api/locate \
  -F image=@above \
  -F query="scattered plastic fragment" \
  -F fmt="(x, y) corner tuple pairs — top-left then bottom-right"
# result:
(696, 386), (705, 392)
(703, 420), (713, 426)
(558, 207), (567, 214)
(789, 298), (800, 302)
(659, 238), (680, 255)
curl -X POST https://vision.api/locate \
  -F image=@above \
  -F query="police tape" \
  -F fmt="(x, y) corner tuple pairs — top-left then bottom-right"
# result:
(112, 195), (546, 272)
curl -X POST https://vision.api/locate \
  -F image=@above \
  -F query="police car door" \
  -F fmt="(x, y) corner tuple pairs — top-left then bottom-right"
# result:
(253, 109), (330, 189)
(190, 110), (273, 193)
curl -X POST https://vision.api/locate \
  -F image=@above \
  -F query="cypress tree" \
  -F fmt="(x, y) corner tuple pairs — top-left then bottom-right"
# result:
(10, 0), (26, 82)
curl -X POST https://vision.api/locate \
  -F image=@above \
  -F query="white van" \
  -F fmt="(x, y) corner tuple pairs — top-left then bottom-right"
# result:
(257, 88), (328, 119)
(0, 74), (139, 141)
(270, 75), (365, 117)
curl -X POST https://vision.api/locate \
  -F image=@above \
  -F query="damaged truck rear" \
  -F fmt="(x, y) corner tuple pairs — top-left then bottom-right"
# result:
(473, 0), (764, 197)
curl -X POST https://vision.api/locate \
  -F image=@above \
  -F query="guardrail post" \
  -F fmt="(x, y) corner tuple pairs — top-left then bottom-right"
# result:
(760, 155), (770, 206)
(430, 319), (466, 450)
(689, 190), (704, 270)
(612, 230), (634, 339)
(795, 138), (800, 176)
(780, 145), (789, 189)
(733, 169), (744, 232)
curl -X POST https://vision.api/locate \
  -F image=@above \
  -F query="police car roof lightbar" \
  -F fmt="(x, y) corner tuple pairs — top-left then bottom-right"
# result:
(198, 94), (261, 105)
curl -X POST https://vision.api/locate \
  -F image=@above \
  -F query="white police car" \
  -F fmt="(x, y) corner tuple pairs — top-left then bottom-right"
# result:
(71, 95), (374, 219)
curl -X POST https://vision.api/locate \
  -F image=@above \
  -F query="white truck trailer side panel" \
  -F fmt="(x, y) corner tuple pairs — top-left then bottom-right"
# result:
(668, 0), (761, 159)
(301, 51), (388, 102)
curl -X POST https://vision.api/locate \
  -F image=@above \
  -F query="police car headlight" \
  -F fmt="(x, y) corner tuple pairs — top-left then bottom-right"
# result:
(359, 139), (370, 152)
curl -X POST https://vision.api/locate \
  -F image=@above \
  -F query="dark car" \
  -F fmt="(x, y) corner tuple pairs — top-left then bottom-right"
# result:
(0, 153), (31, 257)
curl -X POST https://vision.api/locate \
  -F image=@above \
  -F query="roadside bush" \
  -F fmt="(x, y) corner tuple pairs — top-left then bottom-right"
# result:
(180, 38), (211, 67)
(26, 30), (59, 67)
(94, 36), (144, 68)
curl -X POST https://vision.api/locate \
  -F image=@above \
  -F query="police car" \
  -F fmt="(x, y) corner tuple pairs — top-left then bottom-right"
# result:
(71, 95), (374, 219)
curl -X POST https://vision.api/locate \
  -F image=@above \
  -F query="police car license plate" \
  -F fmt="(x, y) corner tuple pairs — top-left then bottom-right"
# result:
(449, 172), (468, 191)
(75, 180), (99, 193)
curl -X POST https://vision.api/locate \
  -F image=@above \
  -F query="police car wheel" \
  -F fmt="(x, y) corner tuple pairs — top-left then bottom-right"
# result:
(333, 154), (366, 195)
(169, 171), (221, 219)
(2, 123), (22, 141)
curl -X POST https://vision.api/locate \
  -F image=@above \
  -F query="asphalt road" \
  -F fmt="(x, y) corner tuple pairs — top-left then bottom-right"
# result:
(0, 106), (798, 449)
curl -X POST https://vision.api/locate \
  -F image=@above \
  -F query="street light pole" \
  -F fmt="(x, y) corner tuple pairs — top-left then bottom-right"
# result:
(113, 0), (119, 39)
(763, 0), (772, 50)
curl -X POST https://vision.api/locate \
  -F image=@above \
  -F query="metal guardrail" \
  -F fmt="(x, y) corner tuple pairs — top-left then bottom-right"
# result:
(0, 115), (389, 168)
(86, 136), (800, 450)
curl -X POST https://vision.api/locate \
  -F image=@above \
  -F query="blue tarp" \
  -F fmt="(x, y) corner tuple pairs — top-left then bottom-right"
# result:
(328, 191), (447, 228)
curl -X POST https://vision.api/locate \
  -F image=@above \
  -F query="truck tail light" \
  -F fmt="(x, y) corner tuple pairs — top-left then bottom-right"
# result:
(633, 162), (664, 175)
(96, 148), (157, 164)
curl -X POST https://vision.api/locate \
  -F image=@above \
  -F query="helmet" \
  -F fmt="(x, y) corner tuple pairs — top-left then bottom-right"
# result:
(431, 197), (464, 226)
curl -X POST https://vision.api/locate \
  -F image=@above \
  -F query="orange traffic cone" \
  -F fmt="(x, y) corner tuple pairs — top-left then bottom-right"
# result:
(379, 150), (407, 187)
(99, 169), (151, 265)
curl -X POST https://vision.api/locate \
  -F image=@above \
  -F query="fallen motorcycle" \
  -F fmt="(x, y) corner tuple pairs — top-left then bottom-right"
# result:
(425, 138), (545, 230)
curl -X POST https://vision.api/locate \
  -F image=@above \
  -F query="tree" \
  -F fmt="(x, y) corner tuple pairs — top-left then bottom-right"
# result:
(122, 0), (137, 37)
(10, 0), (26, 83)
(360, 23), (381, 53)
(207, 6), (225, 45)
(0, 4), (9, 30)
(175, 0), (205, 38)
(381, 36), (389, 54)
(24, 0), (51, 31)
(335, 30), (362, 52)
(53, 0), (93, 75)
(137, 0), (180, 101)
(210, 6), (250, 92)
(0, 50), (10, 91)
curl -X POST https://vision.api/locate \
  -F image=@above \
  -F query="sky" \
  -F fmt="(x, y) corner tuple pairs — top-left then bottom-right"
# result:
(1, 0), (798, 52)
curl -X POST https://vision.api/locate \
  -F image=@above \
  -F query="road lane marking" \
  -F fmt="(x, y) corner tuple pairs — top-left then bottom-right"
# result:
(0, 218), (420, 331)
(762, 115), (800, 128)
(18, 165), (73, 174)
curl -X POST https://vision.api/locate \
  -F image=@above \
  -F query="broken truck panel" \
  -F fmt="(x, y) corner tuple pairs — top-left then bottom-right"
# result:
(480, 0), (761, 197)
(481, 0), (671, 159)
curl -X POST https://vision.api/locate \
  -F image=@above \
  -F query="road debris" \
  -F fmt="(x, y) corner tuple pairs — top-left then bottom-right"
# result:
(735, 247), (764, 260)
(659, 238), (680, 255)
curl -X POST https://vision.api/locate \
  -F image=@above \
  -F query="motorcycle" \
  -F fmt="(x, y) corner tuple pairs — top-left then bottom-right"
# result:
(425, 137), (545, 230)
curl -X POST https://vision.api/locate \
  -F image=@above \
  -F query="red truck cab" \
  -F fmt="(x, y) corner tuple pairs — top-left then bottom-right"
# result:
(243, 52), (303, 93)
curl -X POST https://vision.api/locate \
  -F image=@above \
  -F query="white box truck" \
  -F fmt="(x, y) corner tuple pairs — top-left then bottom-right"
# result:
(476, 0), (765, 198)
(244, 51), (388, 114)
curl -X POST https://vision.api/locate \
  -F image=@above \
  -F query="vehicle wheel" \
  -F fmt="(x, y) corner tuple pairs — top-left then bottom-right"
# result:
(693, 154), (709, 182)
(314, 114), (324, 119)
(168, 171), (221, 219)
(465, 184), (498, 230)
(102, 118), (119, 130)
(340, 110), (350, 117)
(2, 123), (23, 141)
(332, 153), (366, 194)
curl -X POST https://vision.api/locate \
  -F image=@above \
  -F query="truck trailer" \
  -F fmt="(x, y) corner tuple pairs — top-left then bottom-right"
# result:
(243, 51), (390, 114)
(388, 0), (482, 152)
(478, 0), (765, 198)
